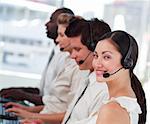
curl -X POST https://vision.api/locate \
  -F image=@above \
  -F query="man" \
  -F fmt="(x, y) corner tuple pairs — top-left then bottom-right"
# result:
(0, 8), (74, 105)
(61, 18), (111, 124)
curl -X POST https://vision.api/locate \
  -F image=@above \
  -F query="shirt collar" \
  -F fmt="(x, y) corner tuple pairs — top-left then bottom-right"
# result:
(88, 72), (97, 86)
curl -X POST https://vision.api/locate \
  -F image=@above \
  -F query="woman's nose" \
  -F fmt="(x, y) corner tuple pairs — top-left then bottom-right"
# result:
(94, 58), (103, 68)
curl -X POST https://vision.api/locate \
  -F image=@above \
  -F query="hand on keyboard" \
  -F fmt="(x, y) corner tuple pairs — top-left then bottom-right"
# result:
(5, 107), (35, 119)
(0, 112), (18, 120)
(4, 102), (28, 110)
(0, 103), (18, 120)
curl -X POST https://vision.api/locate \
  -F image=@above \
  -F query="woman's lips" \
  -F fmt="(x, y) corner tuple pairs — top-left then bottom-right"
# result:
(96, 70), (105, 77)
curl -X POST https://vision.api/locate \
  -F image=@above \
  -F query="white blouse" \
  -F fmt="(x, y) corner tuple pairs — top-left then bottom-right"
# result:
(87, 96), (142, 124)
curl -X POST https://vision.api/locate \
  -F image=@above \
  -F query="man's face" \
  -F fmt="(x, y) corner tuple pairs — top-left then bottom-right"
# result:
(70, 36), (94, 71)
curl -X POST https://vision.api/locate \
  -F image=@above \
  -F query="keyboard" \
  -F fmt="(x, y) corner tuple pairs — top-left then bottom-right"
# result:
(0, 119), (20, 124)
(0, 97), (20, 124)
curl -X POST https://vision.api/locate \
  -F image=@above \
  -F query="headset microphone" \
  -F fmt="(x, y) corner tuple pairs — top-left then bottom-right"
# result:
(79, 52), (91, 65)
(103, 67), (123, 78)
(60, 47), (64, 51)
(60, 44), (70, 51)
(78, 60), (84, 65)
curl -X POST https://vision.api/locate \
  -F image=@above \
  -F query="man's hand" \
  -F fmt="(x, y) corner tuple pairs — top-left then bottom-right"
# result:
(6, 107), (34, 119)
(4, 102), (29, 110)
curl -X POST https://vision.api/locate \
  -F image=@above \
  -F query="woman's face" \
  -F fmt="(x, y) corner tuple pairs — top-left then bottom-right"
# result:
(56, 24), (71, 52)
(92, 39), (123, 82)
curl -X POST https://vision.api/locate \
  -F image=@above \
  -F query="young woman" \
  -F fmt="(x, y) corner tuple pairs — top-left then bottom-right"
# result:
(92, 30), (147, 124)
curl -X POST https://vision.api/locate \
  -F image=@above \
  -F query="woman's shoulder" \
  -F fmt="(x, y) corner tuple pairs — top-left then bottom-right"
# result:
(96, 96), (142, 124)
(103, 96), (142, 113)
(97, 100), (130, 124)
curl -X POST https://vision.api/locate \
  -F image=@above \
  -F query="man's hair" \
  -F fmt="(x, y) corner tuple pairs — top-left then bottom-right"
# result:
(65, 18), (111, 51)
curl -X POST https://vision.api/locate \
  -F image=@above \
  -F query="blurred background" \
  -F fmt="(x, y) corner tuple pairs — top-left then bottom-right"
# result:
(0, 0), (149, 123)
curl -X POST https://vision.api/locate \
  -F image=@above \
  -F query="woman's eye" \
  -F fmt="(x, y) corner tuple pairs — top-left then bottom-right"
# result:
(104, 55), (111, 60)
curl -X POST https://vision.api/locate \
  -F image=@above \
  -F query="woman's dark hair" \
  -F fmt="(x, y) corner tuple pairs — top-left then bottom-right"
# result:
(98, 30), (147, 124)
(65, 18), (111, 51)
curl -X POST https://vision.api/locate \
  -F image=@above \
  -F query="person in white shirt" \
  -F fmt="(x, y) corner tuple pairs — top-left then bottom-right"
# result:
(93, 30), (146, 124)
(0, 7), (75, 105)
(61, 18), (111, 124)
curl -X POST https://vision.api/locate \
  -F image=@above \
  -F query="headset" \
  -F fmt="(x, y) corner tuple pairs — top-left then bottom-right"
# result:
(121, 35), (134, 69)
(78, 21), (95, 65)
(86, 21), (96, 51)
(103, 33), (134, 78)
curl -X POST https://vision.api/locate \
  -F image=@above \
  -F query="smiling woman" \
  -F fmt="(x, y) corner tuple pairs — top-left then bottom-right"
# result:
(93, 30), (146, 124)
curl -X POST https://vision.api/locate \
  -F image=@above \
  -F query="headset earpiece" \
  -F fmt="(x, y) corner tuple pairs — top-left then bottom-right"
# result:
(87, 22), (95, 51)
(122, 35), (134, 69)
(122, 58), (134, 69)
